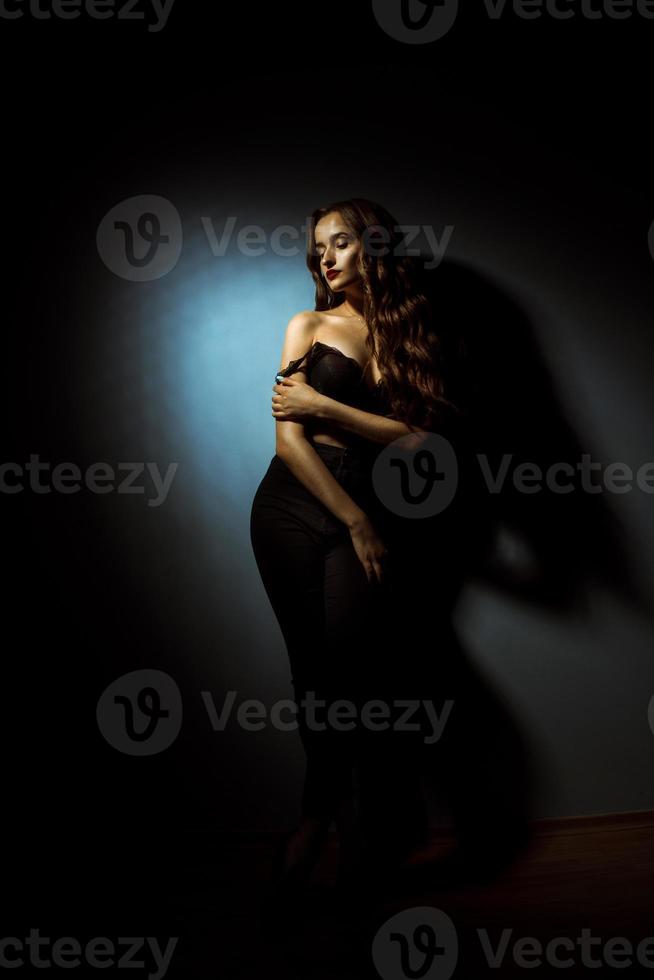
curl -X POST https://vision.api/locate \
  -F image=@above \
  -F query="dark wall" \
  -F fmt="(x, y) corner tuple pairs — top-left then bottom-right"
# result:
(7, 2), (654, 836)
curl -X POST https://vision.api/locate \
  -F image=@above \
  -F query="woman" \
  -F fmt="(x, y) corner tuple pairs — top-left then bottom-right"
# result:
(249, 197), (472, 904)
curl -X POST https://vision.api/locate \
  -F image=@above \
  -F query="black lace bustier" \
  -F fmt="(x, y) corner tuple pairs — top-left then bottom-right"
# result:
(275, 340), (392, 418)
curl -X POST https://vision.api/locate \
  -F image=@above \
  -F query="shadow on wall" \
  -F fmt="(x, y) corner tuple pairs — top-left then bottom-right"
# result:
(353, 256), (653, 894)
(417, 255), (651, 620)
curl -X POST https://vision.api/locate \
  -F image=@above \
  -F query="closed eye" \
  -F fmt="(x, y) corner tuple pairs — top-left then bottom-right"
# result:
(316, 241), (351, 257)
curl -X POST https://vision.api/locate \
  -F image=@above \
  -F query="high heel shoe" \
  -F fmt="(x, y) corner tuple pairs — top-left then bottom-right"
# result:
(275, 820), (330, 883)
(257, 822), (330, 937)
(269, 828), (305, 890)
(334, 799), (375, 904)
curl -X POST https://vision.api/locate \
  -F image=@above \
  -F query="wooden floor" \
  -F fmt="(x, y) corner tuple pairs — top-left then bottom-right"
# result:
(16, 811), (654, 979)
(153, 810), (654, 978)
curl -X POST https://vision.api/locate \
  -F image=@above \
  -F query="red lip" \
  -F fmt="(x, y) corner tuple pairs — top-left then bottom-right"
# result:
(326, 270), (341, 280)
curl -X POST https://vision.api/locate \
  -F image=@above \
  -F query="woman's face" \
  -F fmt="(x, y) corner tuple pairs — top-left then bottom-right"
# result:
(314, 211), (361, 293)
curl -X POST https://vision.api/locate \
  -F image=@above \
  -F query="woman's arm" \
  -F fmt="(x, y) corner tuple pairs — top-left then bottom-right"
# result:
(272, 368), (429, 446)
(274, 312), (367, 529)
(278, 438), (367, 529)
(314, 395), (427, 446)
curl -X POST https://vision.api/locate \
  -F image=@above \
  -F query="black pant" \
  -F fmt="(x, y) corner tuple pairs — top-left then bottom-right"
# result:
(250, 429), (530, 869)
(249, 440), (389, 821)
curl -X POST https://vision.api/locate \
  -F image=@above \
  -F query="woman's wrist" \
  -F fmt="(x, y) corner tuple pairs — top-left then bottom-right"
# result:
(314, 393), (331, 420)
(345, 508), (367, 531)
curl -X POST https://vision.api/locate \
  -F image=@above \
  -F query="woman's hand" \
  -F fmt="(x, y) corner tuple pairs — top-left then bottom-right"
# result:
(348, 513), (392, 588)
(272, 377), (324, 421)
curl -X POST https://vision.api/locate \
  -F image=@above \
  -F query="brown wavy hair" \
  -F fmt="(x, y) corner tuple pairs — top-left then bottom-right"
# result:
(306, 197), (461, 432)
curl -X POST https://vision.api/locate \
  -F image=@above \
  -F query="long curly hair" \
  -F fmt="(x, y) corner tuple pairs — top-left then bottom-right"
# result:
(306, 197), (462, 432)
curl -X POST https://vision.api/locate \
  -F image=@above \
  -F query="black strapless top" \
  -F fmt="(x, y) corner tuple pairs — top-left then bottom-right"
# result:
(275, 341), (393, 419)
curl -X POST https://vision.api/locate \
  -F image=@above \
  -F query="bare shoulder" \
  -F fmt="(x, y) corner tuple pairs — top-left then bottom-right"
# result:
(279, 310), (318, 364)
(274, 312), (318, 451)
(277, 310), (318, 380)
(283, 309), (319, 344)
